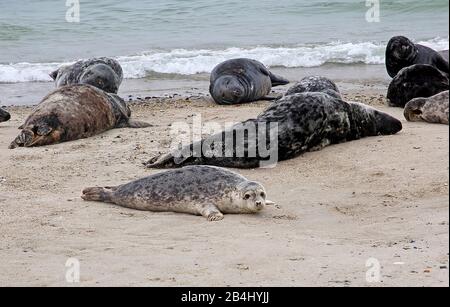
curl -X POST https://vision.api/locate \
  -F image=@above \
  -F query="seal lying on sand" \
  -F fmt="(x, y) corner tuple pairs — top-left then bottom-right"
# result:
(9, 85), (150, 149)
(145, 92), (402, 169)
(285, 76), (342, 99)
(0, 108), (10, 123)
(82, 166), (273, 221)
(50, 57), (123, 94)
(385, 36), (449, 78)
(404, 91), (449, 125)
(210, 58), (289, 105)
(387, 64), (449, 108)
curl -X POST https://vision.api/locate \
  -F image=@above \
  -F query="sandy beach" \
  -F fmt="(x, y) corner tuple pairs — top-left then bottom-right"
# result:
(0, 78), (448, 287)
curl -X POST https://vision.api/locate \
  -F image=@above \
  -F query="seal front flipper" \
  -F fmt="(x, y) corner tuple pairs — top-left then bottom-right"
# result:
(197, 204), (224, 222)
(81, 187), (115, 203)
(268, 71), (290, 87)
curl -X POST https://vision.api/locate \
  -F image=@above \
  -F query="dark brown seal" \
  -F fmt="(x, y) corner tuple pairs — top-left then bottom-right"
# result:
(9, 85), (150, 149)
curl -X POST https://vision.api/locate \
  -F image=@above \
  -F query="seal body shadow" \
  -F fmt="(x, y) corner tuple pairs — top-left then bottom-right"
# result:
(9, 85), (151, 149)
(82, 166), (271, 221)
(209, 58), (289, 105)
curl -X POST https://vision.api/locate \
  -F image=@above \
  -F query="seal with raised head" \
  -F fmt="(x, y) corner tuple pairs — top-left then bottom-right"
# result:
(385, 36), (449, 78)
(387, 64), (449, 108)
(145, 92), (402, 169)
(285, 76), (342, 99)
(82, 166), (273, 221)
(9, 84), (150, 149)
(209, 58), (289, 105)
(0, 108), (10, 123)
(404, 91), (449, 125)
(50, 57), (123, 94)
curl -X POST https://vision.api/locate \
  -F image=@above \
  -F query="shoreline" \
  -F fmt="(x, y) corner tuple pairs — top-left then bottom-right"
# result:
(0, 64), (390, 107)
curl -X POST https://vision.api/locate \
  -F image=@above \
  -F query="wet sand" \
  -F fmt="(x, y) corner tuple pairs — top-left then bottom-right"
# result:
(0, 80), (448, 287)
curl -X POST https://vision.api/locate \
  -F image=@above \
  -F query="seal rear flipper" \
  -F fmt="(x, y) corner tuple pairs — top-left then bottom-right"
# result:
(49, 69), (59, 81)
(9, 129), (34, 149)
(269, 72), (290, 87)
(81, 187), (115, 203)
(144, 152), (180, 169)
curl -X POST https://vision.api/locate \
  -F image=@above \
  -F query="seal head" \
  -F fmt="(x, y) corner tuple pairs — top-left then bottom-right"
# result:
(0, 108), (11, 123)
(79, 64), (120, 94)
(404, 91), (449, 124)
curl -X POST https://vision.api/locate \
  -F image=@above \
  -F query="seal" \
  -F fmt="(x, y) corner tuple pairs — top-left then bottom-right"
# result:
(404, 91), (449, 125)
(387, 64), (449, 108)
(50, 57), (123, 94)
(82, 166), (273, 221)
(285, 76), (342, 99)
(0, 108), (10, 123)
(145, 92), (402, 169)
(9, 84), (151, 149)
(385, 36), (449, 78)
(209, 58), (289, 105)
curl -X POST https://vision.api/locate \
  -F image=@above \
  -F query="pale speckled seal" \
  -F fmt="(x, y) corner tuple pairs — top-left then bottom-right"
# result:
(387, 64), (449, 108)
(285, 76), (342, 99)
(82, 166), (273, 221)
(145, 92), (402, 169)
(9, 84), (150, 149)
(210, 58), (289, 105)
(50, 57), (123, 94)
(385, 36), (449, 78)
(404, 91), (449, 125)
(0, 108), (10, 123)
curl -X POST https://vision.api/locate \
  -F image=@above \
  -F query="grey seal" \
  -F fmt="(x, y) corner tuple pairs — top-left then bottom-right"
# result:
(82, 166), (273, 221)
(285, 76), (342, 99)
(209, 58), (289, 105)
(0, 108), (10, 123)
(404, 91), (449, 125)
(50, 57), (123, 94)
(387, 64), (449, 108)
(385, 36), (449, 78)
(145, 92), (402, 169)
(9, 85), (150, 149)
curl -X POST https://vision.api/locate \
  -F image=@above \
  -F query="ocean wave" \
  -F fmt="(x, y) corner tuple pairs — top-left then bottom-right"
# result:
(0, 37), (448, 83)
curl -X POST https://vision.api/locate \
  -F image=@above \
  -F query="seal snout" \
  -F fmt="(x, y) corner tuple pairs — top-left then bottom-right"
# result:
(0, 108), (10, 123)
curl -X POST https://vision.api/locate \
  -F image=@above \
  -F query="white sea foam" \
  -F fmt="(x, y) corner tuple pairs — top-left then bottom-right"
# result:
(0, 38), (448, 83)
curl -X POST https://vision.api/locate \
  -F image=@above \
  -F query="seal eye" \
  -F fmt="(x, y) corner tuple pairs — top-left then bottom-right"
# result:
(244, 194), (251, 200)
(260, 192), (266, 198)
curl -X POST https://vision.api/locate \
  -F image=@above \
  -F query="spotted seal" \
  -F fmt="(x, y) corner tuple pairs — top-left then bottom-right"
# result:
(145, 92), (402, 169)
(82, 166), (273, 221)
(404, 91), (449, 125)
(387, 64), (449, 108)
(50, 57), (123, 94)
(285, 76), (342, 99)
(209, 58), (289, 105)
(9, 85), (150, 149)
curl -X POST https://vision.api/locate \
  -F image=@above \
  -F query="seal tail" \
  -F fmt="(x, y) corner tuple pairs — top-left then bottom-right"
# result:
(81, 187), (115, 203)
(126, 120), (153, 128)
(269, 72), (290, 87)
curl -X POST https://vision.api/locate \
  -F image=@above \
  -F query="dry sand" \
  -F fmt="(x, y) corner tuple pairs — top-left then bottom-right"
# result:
(0, 86), (448, 287)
